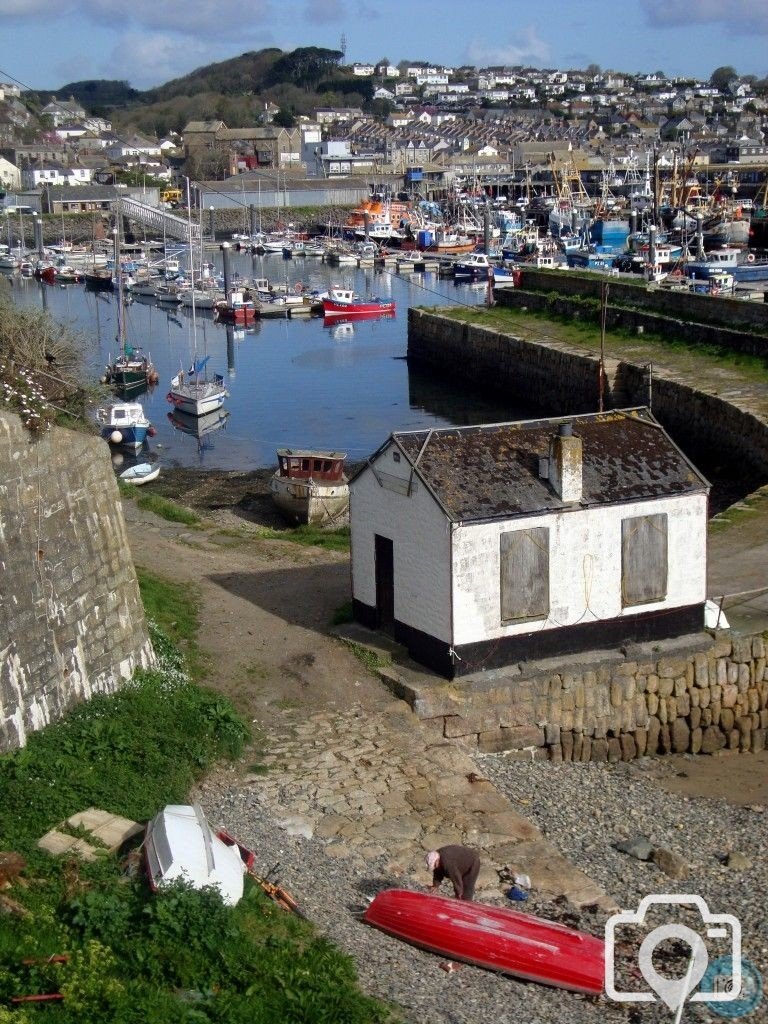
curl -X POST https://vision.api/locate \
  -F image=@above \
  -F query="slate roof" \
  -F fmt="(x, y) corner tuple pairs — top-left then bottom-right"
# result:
(380, 408), (709, 523)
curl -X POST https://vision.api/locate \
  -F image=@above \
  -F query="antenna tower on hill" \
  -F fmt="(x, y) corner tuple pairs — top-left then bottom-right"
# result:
(340, 33), (347, 59)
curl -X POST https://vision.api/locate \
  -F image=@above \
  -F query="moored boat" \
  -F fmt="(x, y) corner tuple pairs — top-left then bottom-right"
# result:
(96, 400), (153, 449)
(213, 290), (258, 324)
(270, 448), (349, 524)
(167, 356), (228, 417)
(683, 246), (768, 283)
(321, 287), (395, 319)
(363, 889), (605, 994)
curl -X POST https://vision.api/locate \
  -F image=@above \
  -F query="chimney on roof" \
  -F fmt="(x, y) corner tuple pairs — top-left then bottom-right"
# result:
(548, 422), (582, 502)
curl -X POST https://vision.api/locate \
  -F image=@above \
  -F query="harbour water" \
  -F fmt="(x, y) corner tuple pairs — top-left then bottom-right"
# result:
(5, 251), (545, 471)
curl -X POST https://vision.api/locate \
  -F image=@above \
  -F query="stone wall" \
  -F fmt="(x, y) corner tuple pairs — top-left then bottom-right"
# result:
(0, 411), (155, 752)
(398, 633), (768, 760)
(407, 309), (768, 476)
(507, 268), (768, 338)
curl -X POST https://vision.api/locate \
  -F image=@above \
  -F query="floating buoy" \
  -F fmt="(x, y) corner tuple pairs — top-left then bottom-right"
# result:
(110, 430), (123, 444)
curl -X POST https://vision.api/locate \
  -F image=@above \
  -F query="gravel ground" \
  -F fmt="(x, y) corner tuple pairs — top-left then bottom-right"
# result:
(196, 752), (768, 1024)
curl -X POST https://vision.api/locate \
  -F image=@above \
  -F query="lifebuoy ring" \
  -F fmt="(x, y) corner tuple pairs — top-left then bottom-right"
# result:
(294, 282), (304, 293)
(746, 253), (755, 263)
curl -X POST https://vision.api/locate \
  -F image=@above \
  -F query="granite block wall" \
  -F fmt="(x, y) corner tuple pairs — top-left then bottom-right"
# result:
(410, 634), (768, 760)
(0, 411), (155, 751)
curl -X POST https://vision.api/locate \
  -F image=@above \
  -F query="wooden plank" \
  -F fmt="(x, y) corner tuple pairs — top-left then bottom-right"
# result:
(500, 527), (549, 622)
(622, 513), (668, 605)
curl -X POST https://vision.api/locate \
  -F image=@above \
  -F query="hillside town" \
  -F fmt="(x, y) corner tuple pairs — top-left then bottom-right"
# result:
(1, 60), (768, 202)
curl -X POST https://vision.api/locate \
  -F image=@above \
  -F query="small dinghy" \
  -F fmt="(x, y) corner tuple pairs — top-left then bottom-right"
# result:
(119, 462), (160, 485)
(363, 889), (604, 994)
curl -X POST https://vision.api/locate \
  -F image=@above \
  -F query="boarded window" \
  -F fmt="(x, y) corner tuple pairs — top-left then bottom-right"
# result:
(621, 514), (668, 606)
(500, 528), (549, 623)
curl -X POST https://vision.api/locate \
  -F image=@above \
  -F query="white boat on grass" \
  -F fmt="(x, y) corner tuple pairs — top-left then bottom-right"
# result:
(119, 462), (160, 485)
(144, 804), (249, 906)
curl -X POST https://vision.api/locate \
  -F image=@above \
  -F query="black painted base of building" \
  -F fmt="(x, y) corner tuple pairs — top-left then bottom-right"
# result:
(352, 599), (705, 679)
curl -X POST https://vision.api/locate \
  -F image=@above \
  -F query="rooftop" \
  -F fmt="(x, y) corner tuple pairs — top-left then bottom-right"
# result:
(387, 408), (709, 522)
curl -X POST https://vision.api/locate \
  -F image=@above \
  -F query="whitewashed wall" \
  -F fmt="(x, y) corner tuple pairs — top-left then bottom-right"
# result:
(350, 445), (452, 642)
(451, 493), (707, 646)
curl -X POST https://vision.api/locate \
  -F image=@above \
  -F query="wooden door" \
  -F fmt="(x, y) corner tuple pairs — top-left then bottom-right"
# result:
(375, 534), (395, 631)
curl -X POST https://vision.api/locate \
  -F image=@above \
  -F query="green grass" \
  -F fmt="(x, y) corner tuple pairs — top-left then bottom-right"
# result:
(444, 303), (768, 381)
(126, 491), (201, 525)
(709, 487), (768, 533)
(136, 569), (207, 681)
(255, 523), (350, 551)
(0, 626), (395, 1024)
(342, 640), (392, 673)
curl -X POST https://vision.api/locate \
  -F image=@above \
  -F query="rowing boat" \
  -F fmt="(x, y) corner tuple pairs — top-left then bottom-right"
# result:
(363, 889), (604, 994)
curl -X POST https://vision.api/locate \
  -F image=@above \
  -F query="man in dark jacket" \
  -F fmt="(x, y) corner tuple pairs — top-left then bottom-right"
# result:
(426, 845), (480, 901)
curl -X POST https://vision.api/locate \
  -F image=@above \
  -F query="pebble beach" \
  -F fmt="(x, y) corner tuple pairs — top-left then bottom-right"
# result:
(199, 748), (767, 1024)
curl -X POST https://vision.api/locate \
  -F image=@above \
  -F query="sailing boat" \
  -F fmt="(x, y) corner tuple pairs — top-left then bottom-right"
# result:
(104, 216), (158, 392)
(166, 180), (229, 417)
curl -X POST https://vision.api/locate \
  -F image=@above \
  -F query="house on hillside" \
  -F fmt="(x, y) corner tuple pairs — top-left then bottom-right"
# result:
(349, 410), (709, 678)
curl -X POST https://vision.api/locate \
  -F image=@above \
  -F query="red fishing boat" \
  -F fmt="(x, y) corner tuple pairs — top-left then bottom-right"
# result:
(213, 289), (258, 324)
(363, 889), (604, 994)
(321, 286), (395, 319)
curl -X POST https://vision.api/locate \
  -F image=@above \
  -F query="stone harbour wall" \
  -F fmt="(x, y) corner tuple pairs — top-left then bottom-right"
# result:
(0, 411), (155, 752)
(407, 309), (768, 476)
(505, 267), (768, 337)
(401, 633), (768, 760)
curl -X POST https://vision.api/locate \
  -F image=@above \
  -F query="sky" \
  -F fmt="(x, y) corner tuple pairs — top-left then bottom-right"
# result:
(1, 0), (768, 94)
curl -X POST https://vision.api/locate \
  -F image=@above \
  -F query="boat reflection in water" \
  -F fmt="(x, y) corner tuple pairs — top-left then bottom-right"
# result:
(167, 407), (231, 455)
(328, 320), (356, 341)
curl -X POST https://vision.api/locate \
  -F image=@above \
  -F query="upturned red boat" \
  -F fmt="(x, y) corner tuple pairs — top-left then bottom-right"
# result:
(363, 889), (604, 994)
(321, 286), (396, 319)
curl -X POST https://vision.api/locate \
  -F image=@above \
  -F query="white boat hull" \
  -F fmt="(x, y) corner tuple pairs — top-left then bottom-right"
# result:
(167, 379), (228, 417)
(270, 474), (349, 524)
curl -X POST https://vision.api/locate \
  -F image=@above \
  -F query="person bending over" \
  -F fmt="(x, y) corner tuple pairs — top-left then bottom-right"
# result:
(426, 845), (480, 901)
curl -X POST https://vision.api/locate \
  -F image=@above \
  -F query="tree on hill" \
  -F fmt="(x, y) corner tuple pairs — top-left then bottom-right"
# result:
(710, 65), (737, 91)
(144, 49), (284, 102)
(32, 79), (140, 110)
(272, 108), (296, 128)
(266, 47), (344, 91)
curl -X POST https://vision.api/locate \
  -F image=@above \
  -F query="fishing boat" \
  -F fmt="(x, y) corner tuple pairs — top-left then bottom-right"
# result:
(270, 448), (350, 524)
(453, 252), (513, 281)
(363, 890), (605, 995)
(683, 246), (768, 283)
(118, 461), (160, 485)
(144, 804), (251, 907)
(321, 287), (395, 319)
(213, 289), (258, 324)
(96, 400), (152, 449)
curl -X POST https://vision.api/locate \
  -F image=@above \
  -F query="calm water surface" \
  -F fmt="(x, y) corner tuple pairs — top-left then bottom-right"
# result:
(7, 251), (546, 470)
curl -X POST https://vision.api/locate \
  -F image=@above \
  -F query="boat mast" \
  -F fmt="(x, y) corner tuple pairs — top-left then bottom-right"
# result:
(185, 177), (198, 375)
(113, 218), (125, 360)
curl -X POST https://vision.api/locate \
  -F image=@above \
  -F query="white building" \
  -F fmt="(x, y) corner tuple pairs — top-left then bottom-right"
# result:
(0, 156), (21, 189)
(22, 163), (93, 188)
(352, 63), (375, 77)
(350, 410), (709, 678)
